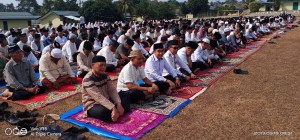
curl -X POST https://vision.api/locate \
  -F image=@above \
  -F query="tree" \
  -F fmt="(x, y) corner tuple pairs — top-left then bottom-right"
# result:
(115, 0), (136, 19)
(186, 0), (209, 15)
(79, 0), (122, 22)
(225, 0), (237, 6)
(0, 3), (16, 12)
(249, 1), (263, 12)
(66, 0), (80, 11)
(39, 0), (79, 15)
(180, 2), (190, 15)
(16, 0), (40, 14)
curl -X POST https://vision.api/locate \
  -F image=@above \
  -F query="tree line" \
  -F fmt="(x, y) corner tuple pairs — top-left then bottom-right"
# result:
(0, 0), (210, 21)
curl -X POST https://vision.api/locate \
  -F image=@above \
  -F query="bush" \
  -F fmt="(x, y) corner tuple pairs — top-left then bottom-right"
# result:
(249, 1), (263, 12)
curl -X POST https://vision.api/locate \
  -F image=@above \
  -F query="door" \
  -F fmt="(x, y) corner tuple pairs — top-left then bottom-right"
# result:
(293, 2), (298, 10)
(3, 21), (8, 31)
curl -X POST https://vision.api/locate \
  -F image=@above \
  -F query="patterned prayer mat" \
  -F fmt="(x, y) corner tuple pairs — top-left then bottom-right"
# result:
(60, 105), (167, 140)
(171, 86), (206, 99)
(0, 84), (81, 111)
(131, 95), (191, 117)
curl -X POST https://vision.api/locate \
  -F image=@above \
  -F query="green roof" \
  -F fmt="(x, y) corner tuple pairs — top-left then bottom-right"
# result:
(0, 12), (40, 20)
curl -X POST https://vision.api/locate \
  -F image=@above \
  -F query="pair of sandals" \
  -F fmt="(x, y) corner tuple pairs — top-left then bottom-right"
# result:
(233, 69), (249, 75)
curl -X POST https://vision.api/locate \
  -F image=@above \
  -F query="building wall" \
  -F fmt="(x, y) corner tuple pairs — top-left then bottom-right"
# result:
(0, 20), (31, 31)
(39, 13), (63, 28)
(259, 5), (267, 11)
(279, 1), (297, 11)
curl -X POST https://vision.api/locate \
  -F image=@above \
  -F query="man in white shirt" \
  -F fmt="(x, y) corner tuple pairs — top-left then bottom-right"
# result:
(191, 38), (213, 69)
(55, 30), (68, 47)
(132, 35), (150, 57)
(117, 32), (130, 45)
(145, 43), (178, 95)
(97, 40), (124, 72)
(27, 28), (36, 45)
(62, 34), (78, 63)
(185, 27), (193, 43)
(117, 50), (159, 104)
(102, 30), (115, 48)
(149, 36), (168, 54)
(22, 45), (39, 72)
(31, 34), (44, 58)
(177, 41), (199, 74)
(7, 31), (16, 45)
(17, 33), (29, 50)
(163, 40), (196, 83)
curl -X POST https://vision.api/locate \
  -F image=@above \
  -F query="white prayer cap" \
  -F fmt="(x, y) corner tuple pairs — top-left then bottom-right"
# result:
(225, 21), (229, 24)
(51, 48), (63, 59)
(69, 34), (77, 39)
(131, 25), (135, 28)
(256, 23), (260, 26)
(202, 38), (210, 44)
(237, 20), (241, 23)
(212, 29), (219, 34)
(219, 21), (224, 24)
(166, 30), (172, 35)
(224, 28), (231, 33)
(125, 33), (130, 36)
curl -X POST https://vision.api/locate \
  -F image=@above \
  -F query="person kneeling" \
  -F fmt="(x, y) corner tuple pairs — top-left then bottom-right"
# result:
(145, 43), (179, 95)
(82, 56), (129, 122)
(39, 48), (77, 90)
(77, 41), (94, 78)
(97, 40), (125, 72)
(2, 45), (45, 101)
(117, 50), (159, 104)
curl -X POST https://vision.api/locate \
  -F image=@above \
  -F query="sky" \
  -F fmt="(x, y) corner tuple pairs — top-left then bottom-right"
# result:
(1, 0), (227, 6)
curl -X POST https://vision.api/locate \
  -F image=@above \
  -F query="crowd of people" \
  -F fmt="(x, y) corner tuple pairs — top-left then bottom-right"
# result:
(0, 14), (296, 122)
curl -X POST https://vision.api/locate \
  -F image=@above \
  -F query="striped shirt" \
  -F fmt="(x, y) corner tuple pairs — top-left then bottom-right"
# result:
(82, 71), (121, 117)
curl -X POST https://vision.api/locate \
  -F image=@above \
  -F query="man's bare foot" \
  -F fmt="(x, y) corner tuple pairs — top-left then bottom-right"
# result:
(1, 89), (12, 99)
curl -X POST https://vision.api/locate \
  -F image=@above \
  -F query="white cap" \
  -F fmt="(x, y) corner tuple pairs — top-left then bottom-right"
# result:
(237, 20), (241, 22)
(202, 38), (210, 44)
(225, 21), (229, 24)
(256, 23), (260, 26)
(166, 30), (172, 35)
(212, 29), (219, 34)
(224, 28), (231, 32)
(219, 21), (224, 24)
(51, 48), (63, 59)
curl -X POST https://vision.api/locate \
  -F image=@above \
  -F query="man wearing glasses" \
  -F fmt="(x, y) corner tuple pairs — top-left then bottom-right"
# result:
(163, 40), (196, 83)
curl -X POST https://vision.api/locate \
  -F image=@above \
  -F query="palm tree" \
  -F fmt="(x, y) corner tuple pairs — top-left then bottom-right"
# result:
(117, 0), (136, 19)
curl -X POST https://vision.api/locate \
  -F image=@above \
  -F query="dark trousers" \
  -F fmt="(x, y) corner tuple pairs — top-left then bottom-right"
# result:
(72, 52), (79, 63)
(87, 92), (131, 122)
(105, 64), (116, 72)
(179, 68), (191, 76)
(153, 81), (170, 94)
(8, 86), (45, 101)
(192, 61), (208, 71)
(205, 59), (217, 68)
(78, 71), (89, 78)
(164, 75), (186, 83)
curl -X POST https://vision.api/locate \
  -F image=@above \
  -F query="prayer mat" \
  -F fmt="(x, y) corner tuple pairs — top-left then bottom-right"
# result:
(0, 84), (81, 111)
(131, 95), (191, 117)
(171, 85), (205, 99)
(60, 105), (167, 140)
